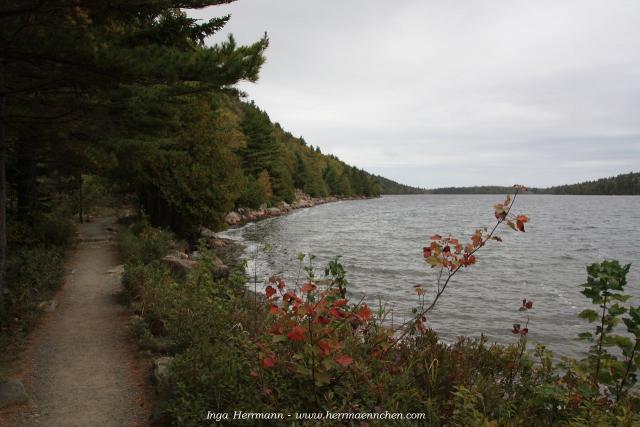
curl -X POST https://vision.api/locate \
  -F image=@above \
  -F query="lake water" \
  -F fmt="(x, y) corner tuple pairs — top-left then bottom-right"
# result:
(220, 195), (640, 358)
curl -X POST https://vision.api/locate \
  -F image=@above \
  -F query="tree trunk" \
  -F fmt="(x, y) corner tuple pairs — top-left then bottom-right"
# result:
(78, 173), (83, 223)
(16, 139), (37, 224)
(0, 61), (7, 299)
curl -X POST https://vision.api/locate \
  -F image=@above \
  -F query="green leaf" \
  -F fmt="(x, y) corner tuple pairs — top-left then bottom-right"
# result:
(579, 309), (599, 323)
(425, 256), (440, 267)
(608, 304), (627, 316)
(578, 332), (593, 341)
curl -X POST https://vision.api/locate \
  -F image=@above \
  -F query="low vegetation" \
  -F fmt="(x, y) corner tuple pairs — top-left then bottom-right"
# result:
(0, 206), (75, 354)
(121, 189), (639, 426)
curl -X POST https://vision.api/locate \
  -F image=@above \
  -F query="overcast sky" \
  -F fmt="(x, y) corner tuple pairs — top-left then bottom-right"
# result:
(189, 0), (640, 188)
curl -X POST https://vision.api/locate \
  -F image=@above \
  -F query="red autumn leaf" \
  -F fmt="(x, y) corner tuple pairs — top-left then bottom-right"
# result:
(430, 234), (442, 240)
(516, 214), (529, 223)
(443, 245), (451, 254)
(268, 304), (282, 315)
(278, 279), (286, 289)
(283, 291), (296, 301)
(334, 299), (348, 307)
(318, 339), (333, 356)
(520, 327), (529, 336)
(516, 220), (525, 232)
(356, 305), (372, 321)
(422, 247), (431, 258)
(269, 324), (284, 335)
(262, 358), (276, 368)
(303, 303), (316, 317)
(317, 315), (330, 325)
(335, 354), (353, 367)
(525, 300), (533, 309)
(301, 282), (316, 293)
(265, 285), (277, 298)
(287, 326), (306, 341)
(330, 307), (345, 318)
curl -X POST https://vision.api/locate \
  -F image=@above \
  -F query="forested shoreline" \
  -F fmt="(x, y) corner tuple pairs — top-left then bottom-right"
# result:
(425, 172), (639, 195)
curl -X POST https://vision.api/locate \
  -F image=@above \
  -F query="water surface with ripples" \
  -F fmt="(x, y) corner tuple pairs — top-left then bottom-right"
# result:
(220, 195), (640, 358)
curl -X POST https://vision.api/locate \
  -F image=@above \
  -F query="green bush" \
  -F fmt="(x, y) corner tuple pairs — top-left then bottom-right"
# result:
(118, 224), (175, 265)
(119, 226), (640, 426)
(1, 209), (75, 351)
(0, 245), (66, 350)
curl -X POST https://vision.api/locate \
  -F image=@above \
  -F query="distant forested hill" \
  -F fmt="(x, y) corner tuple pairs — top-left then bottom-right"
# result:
(423, 172), (639, 195)
(373, 175), (428, 194)
(543, 172), (639, 195)
(427, 185), (520, 195)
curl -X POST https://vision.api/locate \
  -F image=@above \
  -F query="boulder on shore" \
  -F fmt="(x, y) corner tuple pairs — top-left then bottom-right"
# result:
(225, 211), (241, 226)
(161, 255), (229, 280)
(210, 256), (230, 279)
(267, 207), (281, 216)
(161, 255), (197, 279)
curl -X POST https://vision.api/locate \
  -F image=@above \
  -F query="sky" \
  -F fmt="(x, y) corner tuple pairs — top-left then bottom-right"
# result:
(189, 0), (640, 188)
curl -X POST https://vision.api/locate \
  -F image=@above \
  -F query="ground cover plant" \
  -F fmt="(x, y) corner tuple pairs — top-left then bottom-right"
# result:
(121, 186), (640, 426)
(0, 207), (75, 356)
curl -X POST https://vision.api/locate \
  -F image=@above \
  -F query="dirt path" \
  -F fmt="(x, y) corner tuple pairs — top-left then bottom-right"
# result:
(5, 217), (150, 426)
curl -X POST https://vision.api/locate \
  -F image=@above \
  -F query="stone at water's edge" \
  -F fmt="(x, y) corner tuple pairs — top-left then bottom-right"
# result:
(161, 255), (198, 279)
(225, 211), (241, 226)
(0, 380), (30, 408)
(161, 255), (229, 280)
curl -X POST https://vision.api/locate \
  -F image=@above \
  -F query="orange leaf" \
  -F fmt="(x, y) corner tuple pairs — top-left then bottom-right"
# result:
(430, 234), (442, 240)
(356, 305), (372, 321)
(301, 282), (316, 293)
(335, 355), (353, 367)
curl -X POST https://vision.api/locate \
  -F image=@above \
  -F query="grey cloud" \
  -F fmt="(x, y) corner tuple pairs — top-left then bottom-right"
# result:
(189, 0), (640, 188)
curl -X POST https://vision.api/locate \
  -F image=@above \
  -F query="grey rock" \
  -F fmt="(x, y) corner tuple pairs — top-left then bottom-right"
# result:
(199, 227), (217, 238)
(153, 357), (174, 385)
(37, 300), (58, 312)
(161, 255), (197, 279)
(225, 211), (241, 226)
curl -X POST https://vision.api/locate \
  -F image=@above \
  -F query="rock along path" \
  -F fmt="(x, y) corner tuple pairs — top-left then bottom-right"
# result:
(4, 217), (150, 426)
